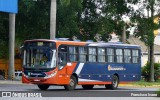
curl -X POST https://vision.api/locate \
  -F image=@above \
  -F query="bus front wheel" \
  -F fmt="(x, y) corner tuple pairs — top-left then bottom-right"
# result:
(64, 76), (77, 90)
(37, 84), (50, 90)
(105, 75), (119, 90)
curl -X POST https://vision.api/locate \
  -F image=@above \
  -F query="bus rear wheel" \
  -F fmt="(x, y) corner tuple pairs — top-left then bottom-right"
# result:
(64, 76), (77, 90)
(37, 84), (50, 90)
(105, 75), (119, 90)
(82, 85), (94, 89)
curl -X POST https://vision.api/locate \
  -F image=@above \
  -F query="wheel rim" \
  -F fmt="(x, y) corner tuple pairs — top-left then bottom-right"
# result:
(112, 76), (118, 87)
(69, 79), (75, 87)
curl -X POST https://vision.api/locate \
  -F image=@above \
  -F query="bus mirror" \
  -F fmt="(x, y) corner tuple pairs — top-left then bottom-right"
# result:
(19, 46), (24, 58)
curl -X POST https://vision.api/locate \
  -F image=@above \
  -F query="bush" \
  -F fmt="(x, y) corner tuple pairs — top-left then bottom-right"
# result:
(156, 89), (160, 97)
(142, 62), (160, 81)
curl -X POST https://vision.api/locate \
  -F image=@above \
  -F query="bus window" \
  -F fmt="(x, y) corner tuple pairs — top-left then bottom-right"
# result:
(116, 49), (123, 63)
(107, 48), (114, 63)
(23, 48), (54, 68)
(98, 48), (105, 62)
(69, 46), (78, 62)
(79, 47), (87, 62)
(58, 45), (67, 69)
(124, 49), (131, 63)
(132, 50), (139, 63)
(88, 47), (97, 62)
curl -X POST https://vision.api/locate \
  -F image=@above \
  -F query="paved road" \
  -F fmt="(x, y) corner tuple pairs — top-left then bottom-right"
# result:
(0, 83), (159, 97)
(0, 81), (159, 100)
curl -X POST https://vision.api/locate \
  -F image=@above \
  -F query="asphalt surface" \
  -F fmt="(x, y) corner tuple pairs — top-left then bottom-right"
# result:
(0, 80), (159, 99)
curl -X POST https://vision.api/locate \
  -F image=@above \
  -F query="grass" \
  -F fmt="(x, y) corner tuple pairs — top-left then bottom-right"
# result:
(156, 89), (160, 97)
(130, 79), (160, 86)
(130, 79), (160, 97)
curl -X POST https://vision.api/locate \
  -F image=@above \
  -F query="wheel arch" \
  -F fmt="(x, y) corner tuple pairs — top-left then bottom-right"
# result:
(71, 73), (78, 83)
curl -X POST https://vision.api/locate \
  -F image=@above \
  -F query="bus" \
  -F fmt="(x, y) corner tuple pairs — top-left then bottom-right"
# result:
(21, 39), (141, 90)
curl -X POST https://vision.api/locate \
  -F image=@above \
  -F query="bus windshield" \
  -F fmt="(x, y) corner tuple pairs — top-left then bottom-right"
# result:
(23, 48), (56, 69)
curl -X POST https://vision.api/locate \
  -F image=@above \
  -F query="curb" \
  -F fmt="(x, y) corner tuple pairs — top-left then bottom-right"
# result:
(119, 84), (160, 87)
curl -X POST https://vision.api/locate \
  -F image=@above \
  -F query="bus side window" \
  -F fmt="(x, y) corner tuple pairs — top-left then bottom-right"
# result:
(116, 49), (123, 63)
(79, 47), (87, 62)
(88, 47), (97, 62)
(107, 48), (114, 63)
(132, 50), (139, 63)
(124, 49), (131, 63)
(69, 46), (78, 62)
(58, 45), (67, 69)
(98, 48), (105, 62)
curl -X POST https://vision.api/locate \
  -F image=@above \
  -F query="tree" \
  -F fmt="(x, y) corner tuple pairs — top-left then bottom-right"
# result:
(57, 0), (129, 41)
(16, 0), (50, 42)
(56, 0), (82, 39)
(130, 0), (160, 82)
(0, 13), (9, 58)
(97, 0), (131, 42)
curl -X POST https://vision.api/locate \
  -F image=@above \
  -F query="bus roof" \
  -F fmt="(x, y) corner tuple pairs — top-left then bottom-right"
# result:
(24, 39), (141, 49)
(88, 43), (141, 49)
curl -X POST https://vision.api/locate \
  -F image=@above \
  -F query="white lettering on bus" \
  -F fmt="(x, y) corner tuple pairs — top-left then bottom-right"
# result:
(108, 65), (126, 71)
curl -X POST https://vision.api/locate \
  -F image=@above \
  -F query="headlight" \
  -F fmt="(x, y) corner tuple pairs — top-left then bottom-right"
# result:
(44, 71), (57, 79)
(22, 72), (29, 78)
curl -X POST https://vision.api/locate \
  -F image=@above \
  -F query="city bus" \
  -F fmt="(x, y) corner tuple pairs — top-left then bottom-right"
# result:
(21, 39), (141, 90)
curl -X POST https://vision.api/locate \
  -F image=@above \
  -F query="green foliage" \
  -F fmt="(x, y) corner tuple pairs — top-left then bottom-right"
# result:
(56, 0), (82, 39)
(99, 0), (131, 41)
(156, 89), (160, 97)
(0, 0), (51, 58)
(16, 0), (50, 42)
(0, 0), (145, 58)
(60, 0), (71, 7)
(142, 62), (160, 81)
(131, 79), (160, 86)
(0, 13), (9, 58)
(132, 17), (155, 46)
(58, 0), (133, 41)
(130, 0), (160, 82)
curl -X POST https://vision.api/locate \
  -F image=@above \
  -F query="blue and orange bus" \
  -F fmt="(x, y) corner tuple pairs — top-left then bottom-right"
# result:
(21, 39), (141, 90)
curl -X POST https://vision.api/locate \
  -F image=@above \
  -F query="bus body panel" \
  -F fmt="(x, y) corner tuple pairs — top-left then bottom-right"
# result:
(72, 62), (141, 85)
(22, 39), (141, 86)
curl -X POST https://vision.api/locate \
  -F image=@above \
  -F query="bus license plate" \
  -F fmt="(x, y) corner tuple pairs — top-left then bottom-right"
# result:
(34, 79), (40, 82)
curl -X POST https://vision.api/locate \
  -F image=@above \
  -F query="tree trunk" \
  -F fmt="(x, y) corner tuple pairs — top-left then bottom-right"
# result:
(8, 13), (16, 80)
(122, 24), (126, 43)
(148, 46), (150, 62)
(149, 0), (155, 82)
(50, 0), (57, 40)
(149, 44), (155, 82)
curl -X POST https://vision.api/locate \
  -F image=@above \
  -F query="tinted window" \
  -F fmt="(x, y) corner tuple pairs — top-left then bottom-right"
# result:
(116, 49), (123, 63)
(88, 47), (97, 62)
(124, 49), (131, 63)
(98, 48), (105, 62)
(58, 45), (68, 69)
(132, 50), (139, 63)
(79, 47), (87, 62)
(107, 48), (114, 63)
(69, 46), (78, 61)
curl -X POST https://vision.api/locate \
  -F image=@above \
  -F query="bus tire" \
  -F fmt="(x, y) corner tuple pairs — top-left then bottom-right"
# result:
(82, 85), (94, 89)
(37, 84), (50, 90)
(105, 75), (119, 90)
(64, 76), (77, 90)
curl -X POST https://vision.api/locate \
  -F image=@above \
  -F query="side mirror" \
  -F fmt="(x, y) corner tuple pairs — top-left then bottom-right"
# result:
(19, 46), (24, 58)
